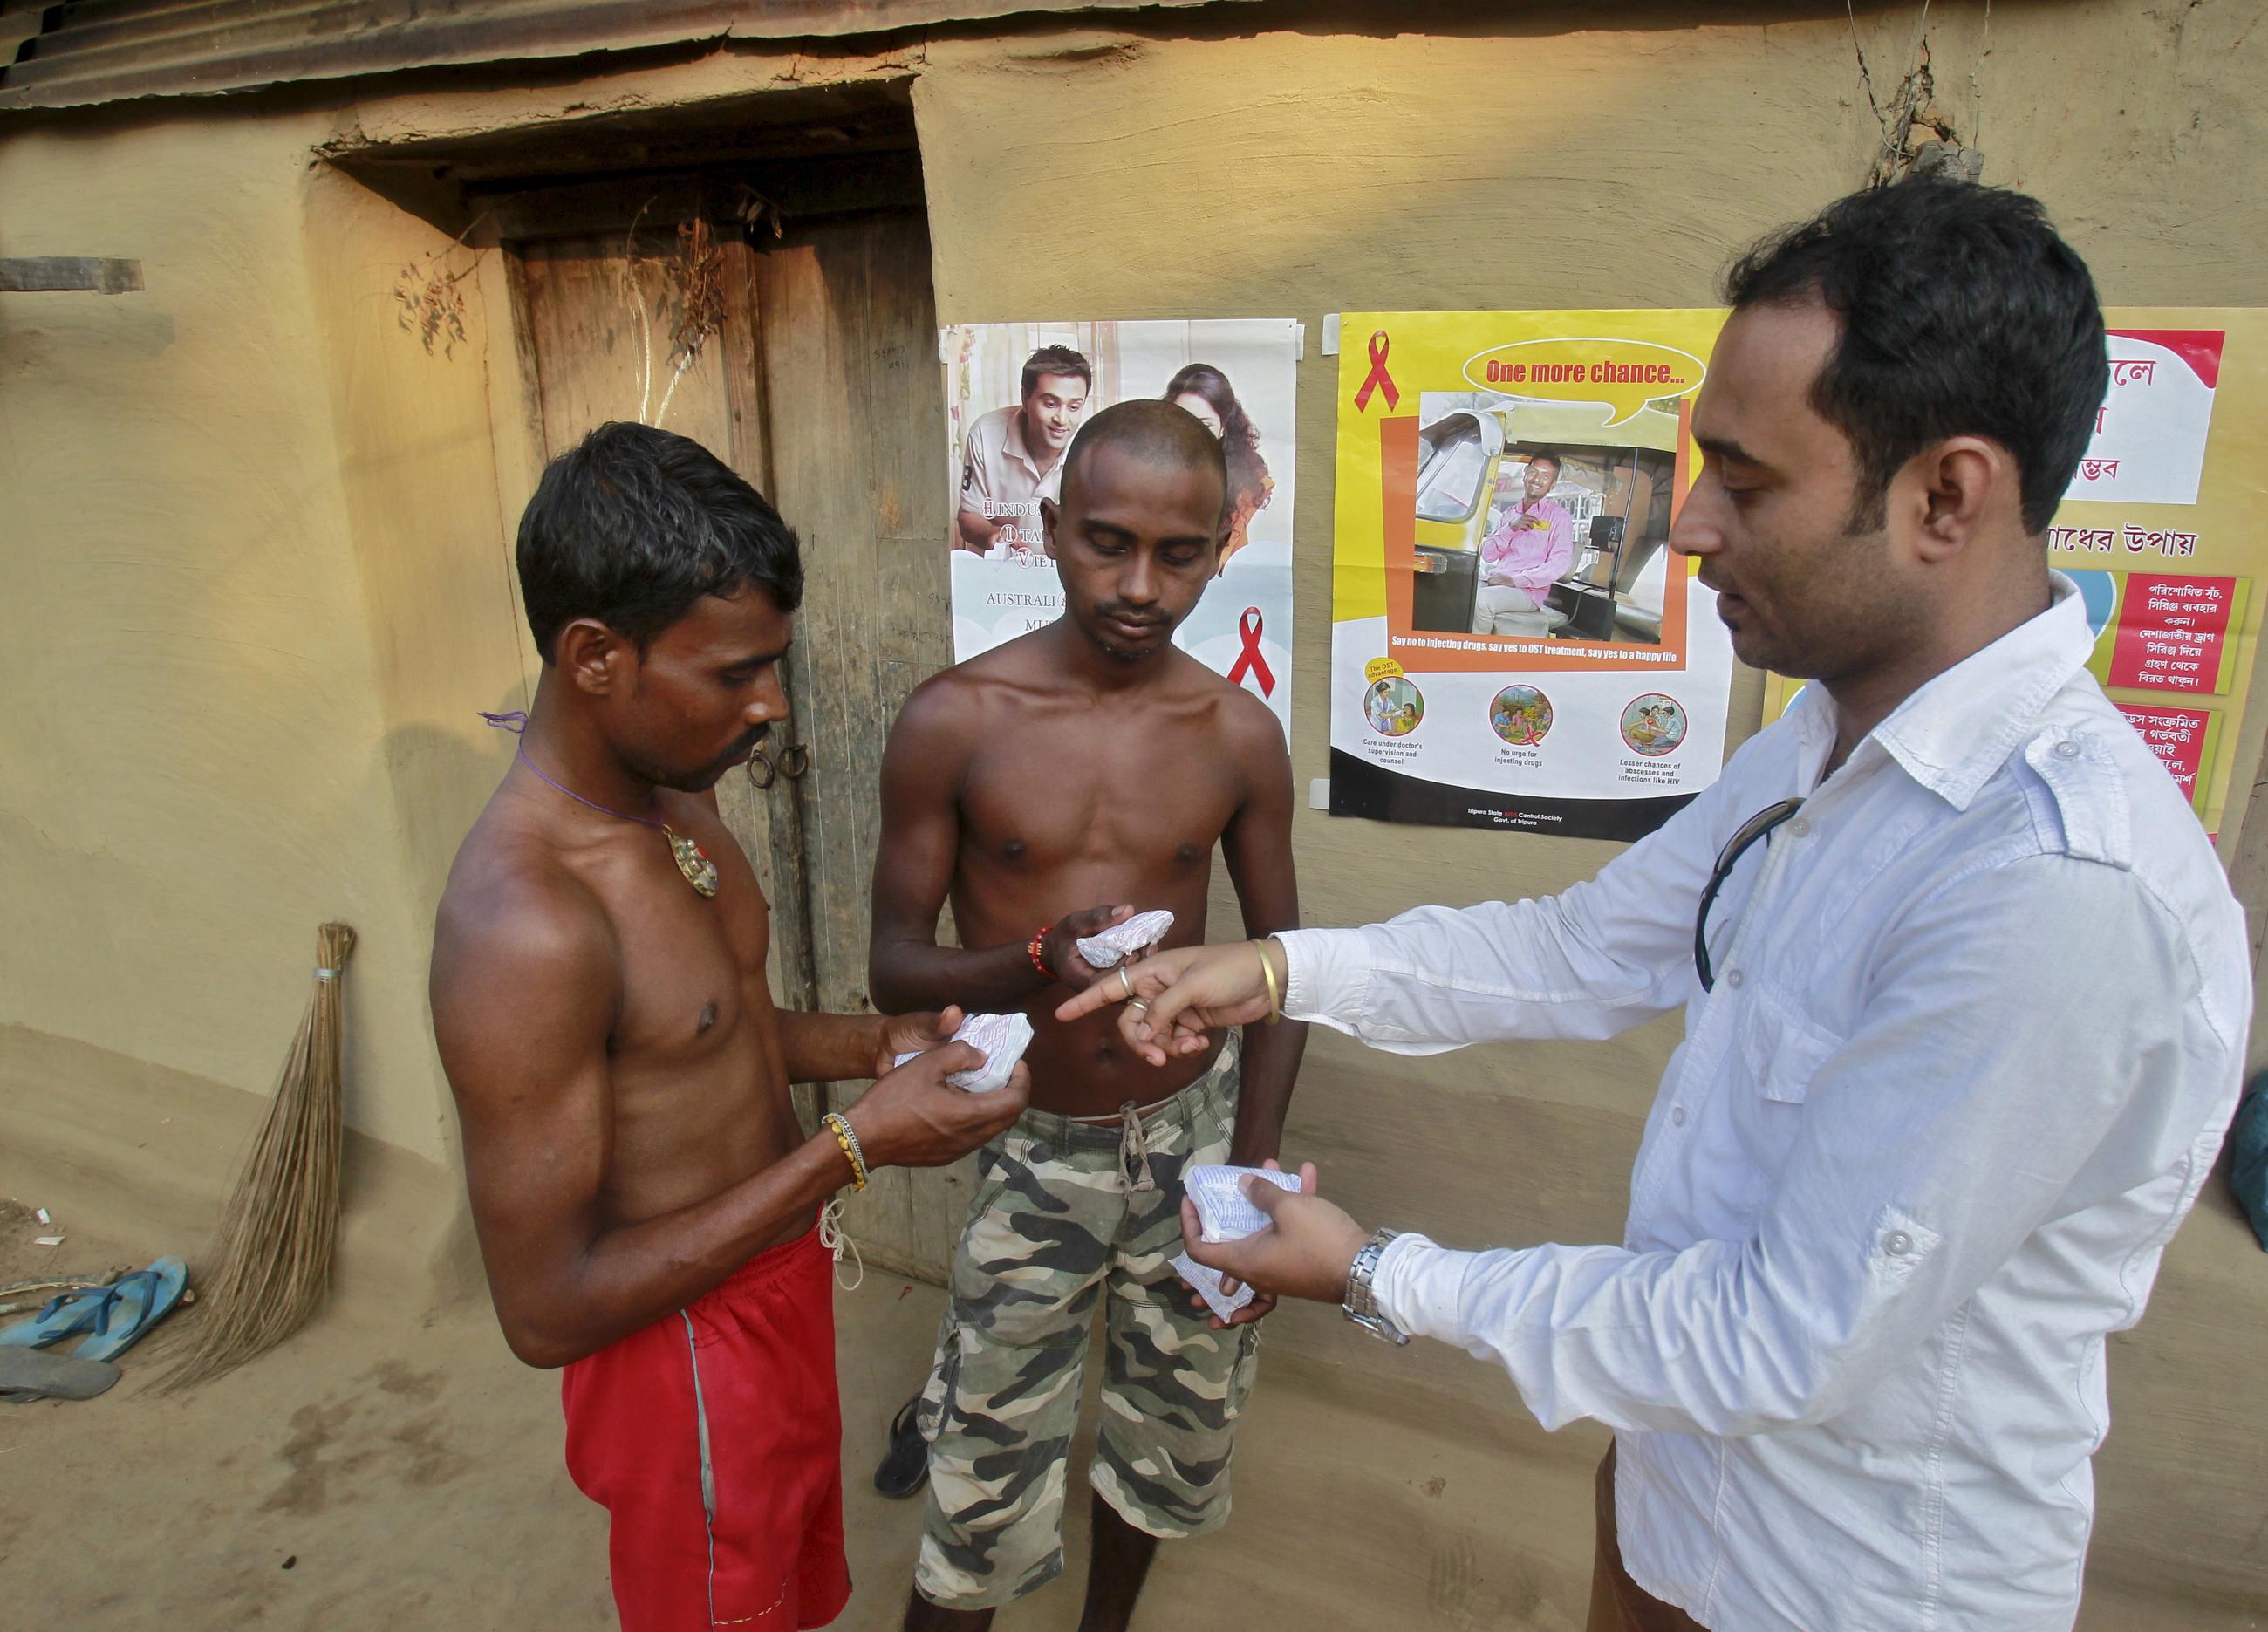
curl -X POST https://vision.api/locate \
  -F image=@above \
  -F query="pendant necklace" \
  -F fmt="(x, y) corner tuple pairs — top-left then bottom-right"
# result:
(480, 712), (720, 898)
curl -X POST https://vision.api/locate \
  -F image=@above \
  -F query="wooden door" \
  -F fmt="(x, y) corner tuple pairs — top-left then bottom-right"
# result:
(746, 218), (963, 1279)
(509, 211), (963, 1280)
(513, 228), (820, 1026)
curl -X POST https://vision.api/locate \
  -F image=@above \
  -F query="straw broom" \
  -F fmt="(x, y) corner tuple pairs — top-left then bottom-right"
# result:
(161, 922), (356, 1391)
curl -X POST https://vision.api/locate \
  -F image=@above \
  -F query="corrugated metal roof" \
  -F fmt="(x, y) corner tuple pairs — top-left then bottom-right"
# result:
(0, 0), (1235, 113)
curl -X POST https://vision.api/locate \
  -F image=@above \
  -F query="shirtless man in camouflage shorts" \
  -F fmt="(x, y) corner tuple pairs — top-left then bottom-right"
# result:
(870, 400), (1308, 1630)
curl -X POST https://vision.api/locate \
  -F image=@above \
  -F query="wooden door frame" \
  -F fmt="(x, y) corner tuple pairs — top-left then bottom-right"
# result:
(392, 95), (969, 1278)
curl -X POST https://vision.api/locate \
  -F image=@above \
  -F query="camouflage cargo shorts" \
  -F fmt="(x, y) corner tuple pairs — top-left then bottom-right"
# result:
(913, 1037), (1260, 1610)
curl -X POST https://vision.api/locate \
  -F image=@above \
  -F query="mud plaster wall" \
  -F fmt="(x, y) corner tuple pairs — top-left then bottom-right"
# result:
(0, 108), (528, 1169)
(2, 0), (2265, 1611)
(907, 11), (2268, 1613)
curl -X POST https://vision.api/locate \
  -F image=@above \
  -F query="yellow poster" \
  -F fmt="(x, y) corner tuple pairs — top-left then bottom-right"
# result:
(1762, 310), (2268, 837)
(1328, 310), (1734, 838)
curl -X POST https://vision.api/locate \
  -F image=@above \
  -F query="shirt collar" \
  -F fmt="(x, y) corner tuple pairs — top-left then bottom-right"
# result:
(1800, 571), (2094, 809)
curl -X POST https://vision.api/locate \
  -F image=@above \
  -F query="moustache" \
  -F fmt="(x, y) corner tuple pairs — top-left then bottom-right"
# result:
(720, 722), (771, 764)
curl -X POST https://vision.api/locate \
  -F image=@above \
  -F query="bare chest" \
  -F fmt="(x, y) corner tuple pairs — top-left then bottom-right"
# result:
(959, 720), (1241, 873)
(574, 827), (795, 1205)
(590, 829), (765, 1035)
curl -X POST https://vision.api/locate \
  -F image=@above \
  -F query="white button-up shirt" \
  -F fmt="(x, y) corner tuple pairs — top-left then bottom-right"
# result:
(1283, 577), (2250, 1631)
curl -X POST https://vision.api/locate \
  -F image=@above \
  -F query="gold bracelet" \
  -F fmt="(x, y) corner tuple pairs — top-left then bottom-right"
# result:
(823, 1112), (868, 1192)
(1254, 938), (1283, 1025)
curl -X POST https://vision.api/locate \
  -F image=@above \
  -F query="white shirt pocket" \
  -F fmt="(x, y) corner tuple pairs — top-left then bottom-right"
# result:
(1742, 984), (1843, 1105)
(1706, 985), (1847, 1213)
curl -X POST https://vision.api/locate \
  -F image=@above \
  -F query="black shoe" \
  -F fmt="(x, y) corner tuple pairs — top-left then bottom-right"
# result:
(873, 1395), (928, 1499)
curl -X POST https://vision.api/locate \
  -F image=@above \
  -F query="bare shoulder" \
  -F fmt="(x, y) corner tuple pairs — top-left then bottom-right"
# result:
(893, 633), (1055, 742)
(891, 652), (999, 757)
(431, 810), (620, 1050)
(955, 625), (1061, 689)
(1220, 678), (1288, 755)
(1174, 652), (1288, 768)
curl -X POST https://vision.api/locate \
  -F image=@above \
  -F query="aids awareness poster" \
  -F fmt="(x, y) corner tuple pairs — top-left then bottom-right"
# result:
(939, 319), (1299, 740)
(1326, 311), (1736, 838)
(1765, 310), (2268, 838)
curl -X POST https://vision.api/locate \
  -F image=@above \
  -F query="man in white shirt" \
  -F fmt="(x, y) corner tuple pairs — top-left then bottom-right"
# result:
(1058, 178), (2251, 1632)
(955, 345), (1092, 554)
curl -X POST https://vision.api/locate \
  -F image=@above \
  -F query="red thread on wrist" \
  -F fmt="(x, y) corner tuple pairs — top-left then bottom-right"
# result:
(1028, 925), (1056, 980)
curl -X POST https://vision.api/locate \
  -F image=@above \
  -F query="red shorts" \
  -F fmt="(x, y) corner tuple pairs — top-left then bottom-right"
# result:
(562, 1224), (851, 1631)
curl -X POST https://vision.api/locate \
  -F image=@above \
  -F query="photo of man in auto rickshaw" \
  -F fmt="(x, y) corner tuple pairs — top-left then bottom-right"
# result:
(1407, 393), (1679, 645)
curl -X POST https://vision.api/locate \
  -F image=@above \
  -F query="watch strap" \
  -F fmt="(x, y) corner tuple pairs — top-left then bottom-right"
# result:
(1342, 1227), (1409, 1345)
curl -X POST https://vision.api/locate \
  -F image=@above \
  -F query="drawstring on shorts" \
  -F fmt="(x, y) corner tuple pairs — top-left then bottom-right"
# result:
(1117, 1102), (1157, 1192)
(819, 1199), (864, 1292)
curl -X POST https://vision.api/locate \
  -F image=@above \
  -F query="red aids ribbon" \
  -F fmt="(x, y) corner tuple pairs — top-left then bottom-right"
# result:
(1226, 606), (1275, 697)
(1353, 329), (1400, 413)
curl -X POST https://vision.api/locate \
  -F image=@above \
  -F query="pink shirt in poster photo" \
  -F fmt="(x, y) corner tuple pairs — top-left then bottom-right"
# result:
(1479, 496), (1578, 596)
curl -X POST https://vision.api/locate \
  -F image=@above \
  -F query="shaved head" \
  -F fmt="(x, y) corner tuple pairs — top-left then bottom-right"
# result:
(1060, 399), (1228, 520)
(1041, 398), (1228, 661)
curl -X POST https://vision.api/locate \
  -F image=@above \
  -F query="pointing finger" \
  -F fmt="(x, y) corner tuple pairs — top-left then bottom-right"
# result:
(1054, 983), (1115, 1023)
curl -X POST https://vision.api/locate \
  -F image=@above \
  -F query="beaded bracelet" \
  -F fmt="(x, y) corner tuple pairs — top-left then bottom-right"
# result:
(823, 1112), (869, 1192)
(1028, 924), (1056, 980)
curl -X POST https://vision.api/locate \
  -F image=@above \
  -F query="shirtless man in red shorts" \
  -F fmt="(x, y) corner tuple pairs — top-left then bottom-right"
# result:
(430, 421), (1028, 1631)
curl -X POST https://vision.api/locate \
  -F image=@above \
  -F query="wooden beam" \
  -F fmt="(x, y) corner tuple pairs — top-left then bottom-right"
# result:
(0, 257), (145, 294)
(469, 154), (927, 242)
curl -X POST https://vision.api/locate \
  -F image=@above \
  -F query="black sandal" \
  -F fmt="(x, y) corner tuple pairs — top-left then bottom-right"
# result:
(873, 1395), (929, 1499)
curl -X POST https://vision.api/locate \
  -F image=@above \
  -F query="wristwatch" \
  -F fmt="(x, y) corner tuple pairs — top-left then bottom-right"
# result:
(1342, 1227), (1410, 1345)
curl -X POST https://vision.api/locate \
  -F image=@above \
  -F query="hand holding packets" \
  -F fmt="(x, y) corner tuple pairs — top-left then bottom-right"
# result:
(1173, 1164), (1307, 1321)
(897, 1011), (1036, 1094)
(1075, 908), (1175, 969)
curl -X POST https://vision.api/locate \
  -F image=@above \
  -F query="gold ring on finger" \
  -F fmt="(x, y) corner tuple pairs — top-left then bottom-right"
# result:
(1117, 966), (1136, 1000)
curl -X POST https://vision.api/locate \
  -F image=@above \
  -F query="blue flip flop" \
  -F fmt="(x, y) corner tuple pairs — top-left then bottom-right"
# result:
(5, 1259), (188, 1363)
(0, 1285), (113, 1350)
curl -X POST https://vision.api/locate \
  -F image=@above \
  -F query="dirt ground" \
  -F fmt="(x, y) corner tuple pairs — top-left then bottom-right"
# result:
(0, 1195), (1609, 1631)
(2, 1191), (2260, 1632)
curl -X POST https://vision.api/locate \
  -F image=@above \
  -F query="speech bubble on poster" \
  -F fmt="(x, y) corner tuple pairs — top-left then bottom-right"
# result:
(1461, 337), (1707, 428)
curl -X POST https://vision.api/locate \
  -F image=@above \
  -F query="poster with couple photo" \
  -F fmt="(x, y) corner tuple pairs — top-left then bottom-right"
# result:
(939, 318), (1300, 740)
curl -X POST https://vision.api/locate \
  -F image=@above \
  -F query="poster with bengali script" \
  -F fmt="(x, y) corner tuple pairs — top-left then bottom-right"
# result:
(1325, 310), (1736, 839)
(939, 319), (1298, 740)
(1761, 311), (2268, 837)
